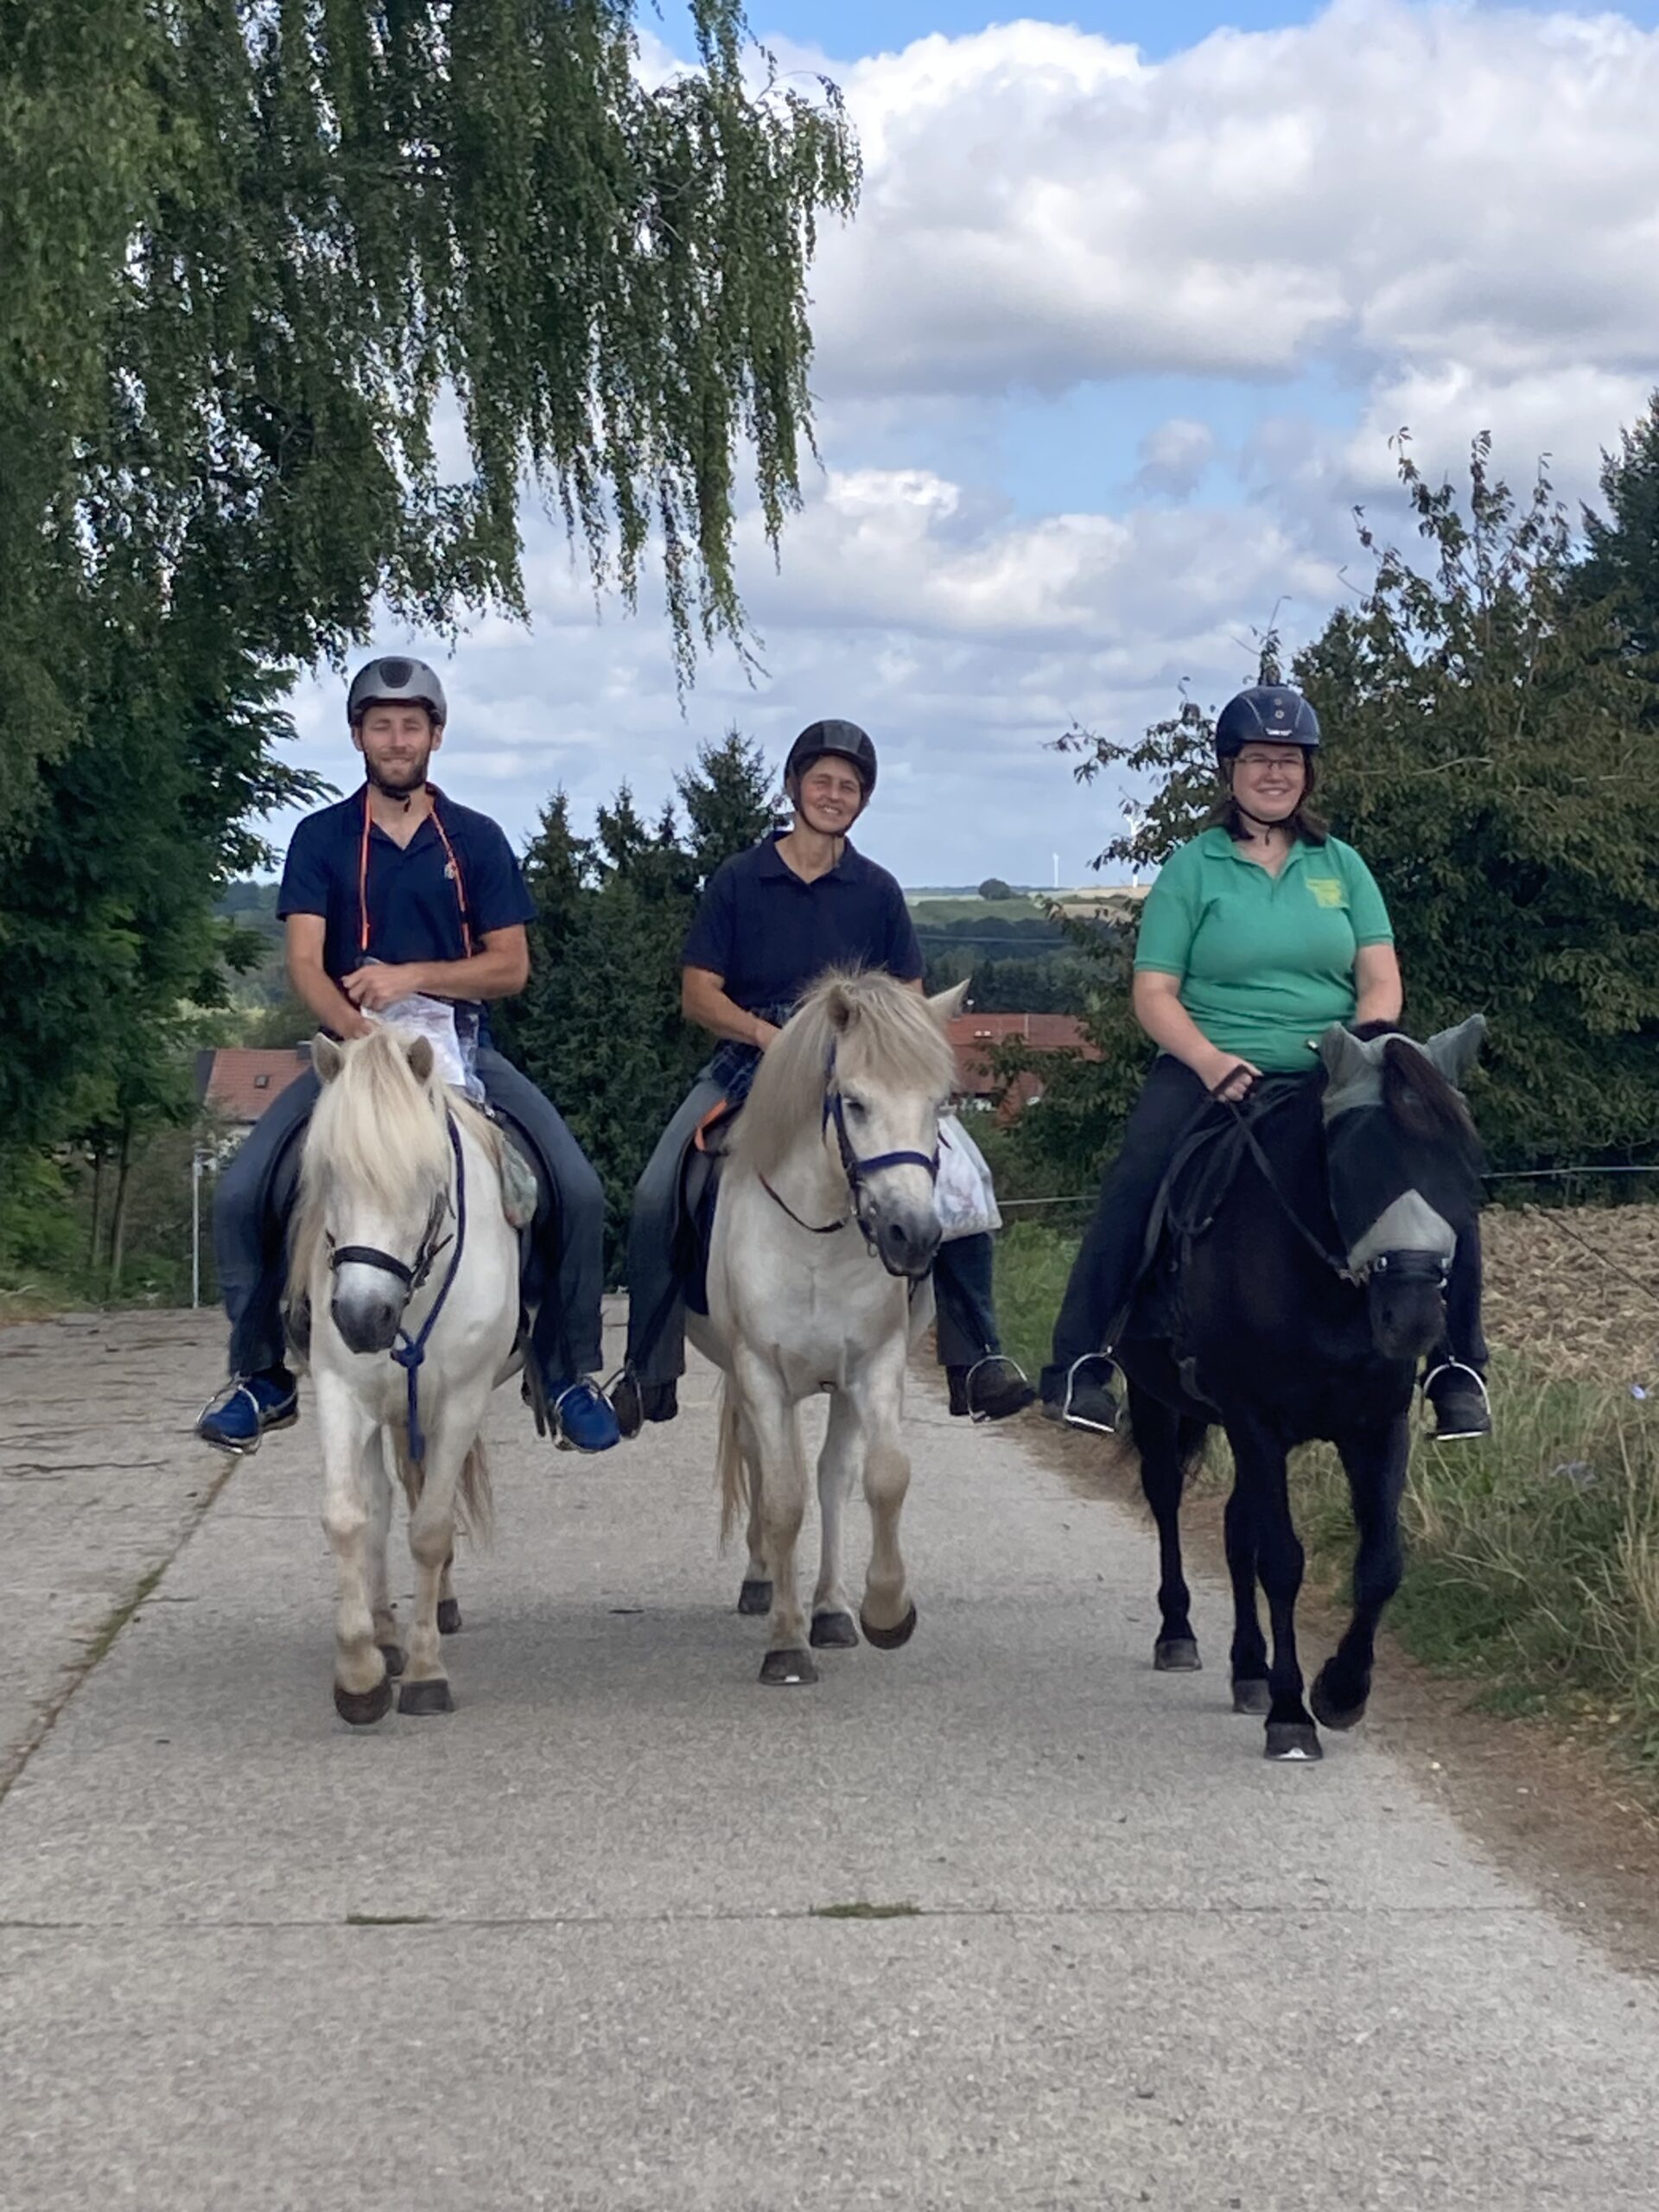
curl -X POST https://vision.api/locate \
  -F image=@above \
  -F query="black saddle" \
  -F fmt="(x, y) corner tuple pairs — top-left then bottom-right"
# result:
(675, 1100), (741, 1318)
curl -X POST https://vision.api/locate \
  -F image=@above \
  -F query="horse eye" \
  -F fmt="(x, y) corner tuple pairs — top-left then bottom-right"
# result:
(845, 1097), (869, 1120)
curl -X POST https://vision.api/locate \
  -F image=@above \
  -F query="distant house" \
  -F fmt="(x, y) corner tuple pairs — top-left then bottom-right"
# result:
(946, 1013), (1099, 1123)
(195, 1046), (313, 1138)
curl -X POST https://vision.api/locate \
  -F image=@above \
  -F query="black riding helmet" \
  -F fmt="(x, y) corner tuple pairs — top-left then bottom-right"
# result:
(1214, 685), (1320, 764)
(346, 655), (449, 729)
(785, 719), (878, 798)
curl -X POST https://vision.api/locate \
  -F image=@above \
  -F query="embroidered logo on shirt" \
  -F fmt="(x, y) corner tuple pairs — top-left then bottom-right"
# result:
(1306, 878), (1346, 909)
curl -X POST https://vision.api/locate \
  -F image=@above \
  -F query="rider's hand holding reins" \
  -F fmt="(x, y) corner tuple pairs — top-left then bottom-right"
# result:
(1132, 970), (1262, 1103)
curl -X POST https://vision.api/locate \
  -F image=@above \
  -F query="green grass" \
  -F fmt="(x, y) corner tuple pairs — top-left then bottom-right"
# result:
(906, 896), (1049, 925)
(995, 1222), (1659, 1781)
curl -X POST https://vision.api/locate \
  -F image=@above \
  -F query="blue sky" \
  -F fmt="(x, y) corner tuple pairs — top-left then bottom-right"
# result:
(276, 3), (1659, 887)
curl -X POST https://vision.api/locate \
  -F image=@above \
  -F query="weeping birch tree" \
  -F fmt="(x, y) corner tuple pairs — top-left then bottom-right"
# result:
(0, 0), (857, 1178)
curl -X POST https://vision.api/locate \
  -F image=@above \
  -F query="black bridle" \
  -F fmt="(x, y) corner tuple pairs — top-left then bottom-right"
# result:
(759, 1045), (941, 1249)
(327, 1115), (467, 1464)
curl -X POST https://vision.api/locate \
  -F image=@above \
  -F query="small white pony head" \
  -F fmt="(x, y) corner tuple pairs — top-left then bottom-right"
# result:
(737, 970), (966, 1279)
(302, 1027), (453, 1356)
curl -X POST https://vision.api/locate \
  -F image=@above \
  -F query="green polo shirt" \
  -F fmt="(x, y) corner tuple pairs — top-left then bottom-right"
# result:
(1134, 828), (1394, 1071)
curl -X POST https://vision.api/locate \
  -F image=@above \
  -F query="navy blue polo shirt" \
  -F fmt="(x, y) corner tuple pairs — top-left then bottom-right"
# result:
(278, 785), (535, 1011)
(682, 831), (923, 1014)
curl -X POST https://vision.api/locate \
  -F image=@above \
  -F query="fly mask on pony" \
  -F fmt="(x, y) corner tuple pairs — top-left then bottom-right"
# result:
(1317, 1016), (1486, 1360)
(307, 1030), (455, 1357)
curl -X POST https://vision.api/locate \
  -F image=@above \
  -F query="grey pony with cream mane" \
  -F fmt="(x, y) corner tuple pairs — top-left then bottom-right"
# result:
(693, 968), (968, 1688)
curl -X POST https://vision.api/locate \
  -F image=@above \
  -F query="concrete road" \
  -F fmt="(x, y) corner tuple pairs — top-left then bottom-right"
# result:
(3, 1305), (1657, 2211)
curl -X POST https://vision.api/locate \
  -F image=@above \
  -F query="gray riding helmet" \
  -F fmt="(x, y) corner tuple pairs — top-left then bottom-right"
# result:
(785, 719), (878, 798)
(346, 655), (448, 728)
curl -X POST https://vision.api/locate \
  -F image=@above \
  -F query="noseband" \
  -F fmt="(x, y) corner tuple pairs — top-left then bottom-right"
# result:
(326, 1116), (467, 1463)
(759, 1045), (941, 1248)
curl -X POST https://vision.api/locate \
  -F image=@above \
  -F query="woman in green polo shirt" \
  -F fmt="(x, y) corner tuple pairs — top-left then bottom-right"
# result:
(1039, 684), (1490, 1442)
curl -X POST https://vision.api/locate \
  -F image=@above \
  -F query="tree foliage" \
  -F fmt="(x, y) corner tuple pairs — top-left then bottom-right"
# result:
(1, 3), (854, 1255)
(499, 730), (774, 1274)
(1022, 435), (1659, 1181)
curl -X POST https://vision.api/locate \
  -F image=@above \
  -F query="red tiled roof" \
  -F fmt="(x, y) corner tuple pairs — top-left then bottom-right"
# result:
(200, 1047), (313, 1124)
(946, 1013), (1099, 1119)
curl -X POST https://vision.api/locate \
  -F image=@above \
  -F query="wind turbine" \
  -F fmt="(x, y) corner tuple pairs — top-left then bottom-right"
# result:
(1121, 798), (1147, 889)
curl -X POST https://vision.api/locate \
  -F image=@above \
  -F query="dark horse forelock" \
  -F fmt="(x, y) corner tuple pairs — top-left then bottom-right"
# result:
(1379, 1038), (1484, 1186)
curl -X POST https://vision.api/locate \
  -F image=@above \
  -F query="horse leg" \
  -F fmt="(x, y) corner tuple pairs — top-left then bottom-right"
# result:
(810, 1389), (861, 1649)
(856, 1349), (918, 1652)
(1227, 1414), (1319, 1762)
(365, 1433), (404, 1680)
(398, 1402), (484, 1717)
(317, 1377), (391, 1726)
(734, 1353), (815, 1685)
(1224, 1485), (1269, 1714)
(1131, 1385), (1201, 1673)
(1312, 1415), (1410, 1732)
(437, 1554), (461, 1637)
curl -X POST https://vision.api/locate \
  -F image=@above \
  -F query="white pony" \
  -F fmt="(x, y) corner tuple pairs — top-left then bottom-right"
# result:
(289, 1027), (520, 1724)
(691, 970), (965, 1686)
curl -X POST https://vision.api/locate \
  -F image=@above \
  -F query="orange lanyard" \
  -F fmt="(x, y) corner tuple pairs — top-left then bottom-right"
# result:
(357, 786), (474, 960)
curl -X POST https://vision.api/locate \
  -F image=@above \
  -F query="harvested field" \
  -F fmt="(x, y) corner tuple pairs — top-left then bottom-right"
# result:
(1484, 1204), (1659, 1385)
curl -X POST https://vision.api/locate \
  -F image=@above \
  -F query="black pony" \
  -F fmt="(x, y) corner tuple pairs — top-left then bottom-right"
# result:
(1118, 1016), (1486, 1762)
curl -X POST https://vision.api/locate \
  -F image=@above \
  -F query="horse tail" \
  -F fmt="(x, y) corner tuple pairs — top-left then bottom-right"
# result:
(390, 1431), (494, 1548)
(455, 1439), (494, 1547)
(716, 1380), (747, 1545)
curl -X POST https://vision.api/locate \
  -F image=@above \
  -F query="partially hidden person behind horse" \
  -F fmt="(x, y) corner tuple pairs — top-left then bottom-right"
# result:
(196, 655), (621, 1458)
(1039, 683), (1491, 1444)
(613, 718), (1034, 1437)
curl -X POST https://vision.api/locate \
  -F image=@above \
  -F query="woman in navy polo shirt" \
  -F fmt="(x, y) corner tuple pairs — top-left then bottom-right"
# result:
(196, 657), (620, 1457)
(615, 719), (1033, 1434)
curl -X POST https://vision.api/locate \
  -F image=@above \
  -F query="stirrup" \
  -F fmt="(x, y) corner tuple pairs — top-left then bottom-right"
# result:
(1422, 1360), (1491, 1438)
(962, 1355), (1034, 1424)
(194, 1378), (291, 1459)
(1061, 1352), (1122, 1436)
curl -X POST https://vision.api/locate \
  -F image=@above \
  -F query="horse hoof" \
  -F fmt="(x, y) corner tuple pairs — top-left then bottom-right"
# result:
(1264, 1720), (1323, 1763)
(1231, 1678), (1271, 1715)
(436, 1599), (462, 1637)
(810, 1611), (860, 1649)
(1154, 1637), (1202, 1672)
(334, 1675), (392, 1727)
(759, 1648), (818, 1687)
(1311, 1669), (1368, 1732)
(378, 1643), (406, 1679)
(737, 1579), (773, 1618)
(860, 1604), (918, 1652)
(397, 1678), (455, 1717)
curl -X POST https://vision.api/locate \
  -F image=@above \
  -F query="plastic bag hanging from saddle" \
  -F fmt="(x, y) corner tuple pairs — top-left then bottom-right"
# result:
(934, 1114), (1002, 1242)
(370, 982), (485, 1103)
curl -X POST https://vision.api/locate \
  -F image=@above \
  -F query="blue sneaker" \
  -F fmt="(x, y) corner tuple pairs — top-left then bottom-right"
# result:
(196, 1370), (299, 1456)
(550, 1378), (621, 1454)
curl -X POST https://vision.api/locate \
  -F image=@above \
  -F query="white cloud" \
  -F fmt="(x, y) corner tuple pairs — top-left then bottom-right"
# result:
(269, 3), (1659, 888)
(803, 2), (1659, 430)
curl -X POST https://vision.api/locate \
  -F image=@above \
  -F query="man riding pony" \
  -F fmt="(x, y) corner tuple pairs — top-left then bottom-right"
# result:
(196, 656), (621, 1457)
(615, 718), (1033, 1435)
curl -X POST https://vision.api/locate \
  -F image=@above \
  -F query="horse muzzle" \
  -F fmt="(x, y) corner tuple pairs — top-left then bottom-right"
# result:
(862, 1204), (943, 1281)
(330, 1285), (408, 1357)
(1363, 1249), (1449, 1362)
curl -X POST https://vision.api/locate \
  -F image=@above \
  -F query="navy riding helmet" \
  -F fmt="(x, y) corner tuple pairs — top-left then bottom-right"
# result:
(1214, 685), (1321, 764)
